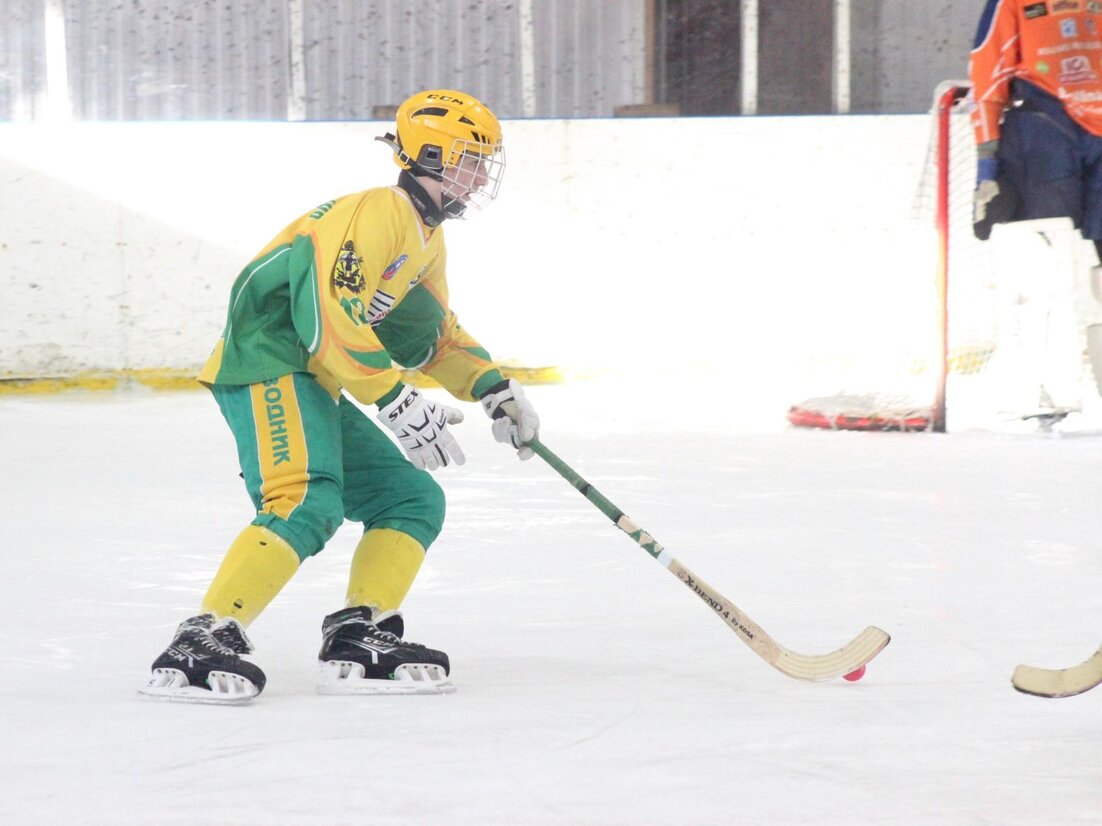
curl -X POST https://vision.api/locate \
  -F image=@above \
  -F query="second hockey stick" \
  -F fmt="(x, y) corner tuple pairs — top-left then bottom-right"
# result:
(528, 438), (891, 682)
(1012, 645), (1102, 698)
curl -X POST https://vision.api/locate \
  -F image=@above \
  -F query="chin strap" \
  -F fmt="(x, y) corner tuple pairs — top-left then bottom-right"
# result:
(396, 169), (447, 228)
(375, 133), (442, 179)
(379, 133), (469, 223)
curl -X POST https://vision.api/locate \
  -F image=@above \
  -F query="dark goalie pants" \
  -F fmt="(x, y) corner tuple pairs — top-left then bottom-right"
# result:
(998, 79), (1102, 241)
(211, 372), (446, 562)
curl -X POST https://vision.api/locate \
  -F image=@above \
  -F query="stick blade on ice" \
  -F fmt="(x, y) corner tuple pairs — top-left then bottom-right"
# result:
(1011, 646), (1102, 698)
(773, 626), (891, 682)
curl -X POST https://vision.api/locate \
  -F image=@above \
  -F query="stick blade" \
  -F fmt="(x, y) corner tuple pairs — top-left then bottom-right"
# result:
(773, 626), (892, 682)
(1012, 647), (1102, 698)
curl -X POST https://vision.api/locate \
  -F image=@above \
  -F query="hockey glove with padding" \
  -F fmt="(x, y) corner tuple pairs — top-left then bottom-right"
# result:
(377, 385), (466, 471)
(480, 379), (540, 460)
(973, 141), (1017, 241)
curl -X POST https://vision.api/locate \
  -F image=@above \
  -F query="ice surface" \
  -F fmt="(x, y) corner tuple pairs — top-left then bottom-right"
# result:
(4, 380), (1102, 825)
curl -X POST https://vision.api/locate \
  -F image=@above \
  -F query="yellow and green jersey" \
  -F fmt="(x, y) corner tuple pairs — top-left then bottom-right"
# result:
(199, 181), (504, 406)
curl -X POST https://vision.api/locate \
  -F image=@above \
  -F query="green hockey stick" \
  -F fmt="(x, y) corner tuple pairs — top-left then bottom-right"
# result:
(528, 438), (891, 682)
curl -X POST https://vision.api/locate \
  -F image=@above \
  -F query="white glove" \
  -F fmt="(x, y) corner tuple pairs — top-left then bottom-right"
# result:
(973, 178), (1000, 224)
(480, 379), (540, 460)
(973, 143), (1001, 240)
(377, 385), (465, 471)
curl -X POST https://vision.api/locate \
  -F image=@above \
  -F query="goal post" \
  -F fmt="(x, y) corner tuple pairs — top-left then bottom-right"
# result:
(787, 80), (1102, 433)
(931, 81), (968, 433)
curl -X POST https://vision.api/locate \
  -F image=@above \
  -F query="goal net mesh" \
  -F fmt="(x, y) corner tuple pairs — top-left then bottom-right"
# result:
(788, 81), (1101, 433)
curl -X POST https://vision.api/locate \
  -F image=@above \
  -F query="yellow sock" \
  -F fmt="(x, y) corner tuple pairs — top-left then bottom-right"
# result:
(201, 525), (300, 626)
(346, 528), (425, 613)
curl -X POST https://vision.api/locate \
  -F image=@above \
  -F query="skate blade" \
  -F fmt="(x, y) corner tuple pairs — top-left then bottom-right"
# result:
(316, 660), (456, 695)
(138, 668), (259, 705)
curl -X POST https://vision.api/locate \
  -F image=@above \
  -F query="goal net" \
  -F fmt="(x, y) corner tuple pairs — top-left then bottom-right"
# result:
(788, 81), (1102, 433)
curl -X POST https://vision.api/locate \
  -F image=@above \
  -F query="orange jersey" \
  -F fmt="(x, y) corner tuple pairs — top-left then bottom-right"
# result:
(970, 0), (1102, 142)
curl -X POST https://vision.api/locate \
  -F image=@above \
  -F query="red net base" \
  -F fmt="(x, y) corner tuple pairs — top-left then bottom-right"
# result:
(786, 394), (934, 432)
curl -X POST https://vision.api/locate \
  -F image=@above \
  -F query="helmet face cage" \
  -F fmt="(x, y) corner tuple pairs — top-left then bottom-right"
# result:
(390, 90), (505, 218)
(439, 137), (505, 219)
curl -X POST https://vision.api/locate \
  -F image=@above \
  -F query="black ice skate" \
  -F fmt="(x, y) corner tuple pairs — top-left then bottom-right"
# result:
(139, 614), (266, 705)
(317, 607), (455, 695)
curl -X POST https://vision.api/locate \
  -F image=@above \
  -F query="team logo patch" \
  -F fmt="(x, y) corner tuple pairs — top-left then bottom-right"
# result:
(1052, 0), (1079, 10)
(381, 254), (408, 280)
(1090, 0), (1102, 12)
(1025, 2), (1049, 17)
(1061, 18), (1078, 36)
(1060, 54), (1097, 82)
(334, 241), (365, 294)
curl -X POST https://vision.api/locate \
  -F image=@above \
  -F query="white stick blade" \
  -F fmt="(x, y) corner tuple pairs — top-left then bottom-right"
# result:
(773, 626), (892, 682)
(1012, 647), (1102, 698)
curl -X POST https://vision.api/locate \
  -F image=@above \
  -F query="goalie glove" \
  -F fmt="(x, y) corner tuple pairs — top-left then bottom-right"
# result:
(972, 141), (1016, 241)
(377, 385), (466, 471)
(480, 379), (540, 460)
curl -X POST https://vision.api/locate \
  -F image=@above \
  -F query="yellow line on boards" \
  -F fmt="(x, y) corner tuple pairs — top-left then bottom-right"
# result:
(0, 365), (564, 396)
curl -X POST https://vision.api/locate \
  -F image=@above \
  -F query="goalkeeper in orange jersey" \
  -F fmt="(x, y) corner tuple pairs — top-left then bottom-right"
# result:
(970, 0), (1102, 255)
(140, 89), (540, 704)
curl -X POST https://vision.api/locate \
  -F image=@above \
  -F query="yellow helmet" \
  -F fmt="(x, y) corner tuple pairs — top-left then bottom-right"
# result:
(378, 89), (505, 218)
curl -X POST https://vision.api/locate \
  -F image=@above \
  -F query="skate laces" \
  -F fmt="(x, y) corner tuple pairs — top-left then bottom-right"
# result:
(365, 624), (402, 645)
(326, 612), (428, 650)
(330, 616), (402, 645)
(369, 622), (430, 651)
(212, 618), (255, 655)
(176, 614), (248, 657)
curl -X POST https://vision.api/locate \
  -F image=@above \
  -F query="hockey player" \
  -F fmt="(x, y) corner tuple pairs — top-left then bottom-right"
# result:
(141, 89), (539, 704)
(970, 0), (1102, 417)
(970, 0), (1102, 252)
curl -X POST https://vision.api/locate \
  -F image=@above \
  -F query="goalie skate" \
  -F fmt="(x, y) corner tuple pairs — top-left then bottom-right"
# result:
(1019, 406), (1075, 433)
(317, 607), (455, 695)
(139, 614), (265, 705)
